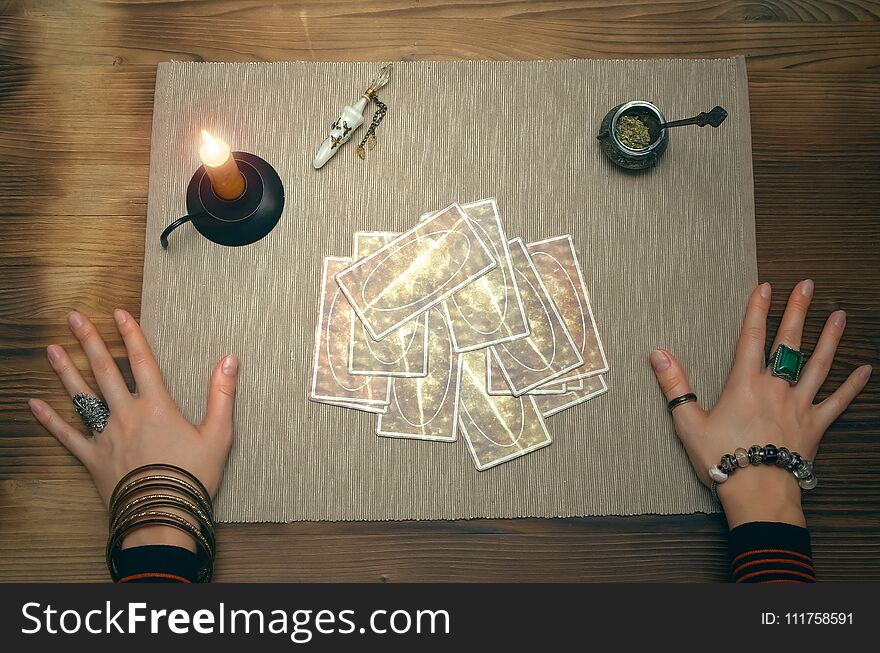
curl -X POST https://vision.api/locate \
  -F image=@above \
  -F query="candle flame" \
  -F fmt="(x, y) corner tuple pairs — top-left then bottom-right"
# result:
(199, 129), (231, 168)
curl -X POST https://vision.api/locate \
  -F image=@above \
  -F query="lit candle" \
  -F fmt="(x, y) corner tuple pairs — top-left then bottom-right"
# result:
(199, 130), (245, 200)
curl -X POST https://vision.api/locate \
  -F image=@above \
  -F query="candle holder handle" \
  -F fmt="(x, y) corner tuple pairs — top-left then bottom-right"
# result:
(160, 212), (207, 249)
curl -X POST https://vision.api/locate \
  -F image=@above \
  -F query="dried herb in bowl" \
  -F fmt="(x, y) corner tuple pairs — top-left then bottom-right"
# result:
(615, 114), (651, 150)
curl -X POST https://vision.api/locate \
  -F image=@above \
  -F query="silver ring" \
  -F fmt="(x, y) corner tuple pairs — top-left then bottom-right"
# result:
(667, 393), (697, 413)
(73, 393), (110, 433)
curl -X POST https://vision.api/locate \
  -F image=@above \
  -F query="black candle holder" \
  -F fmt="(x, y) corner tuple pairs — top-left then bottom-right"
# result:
(160, 151), (284, 249)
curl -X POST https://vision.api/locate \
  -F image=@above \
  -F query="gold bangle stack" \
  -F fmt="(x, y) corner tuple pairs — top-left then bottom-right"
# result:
(106, 463), (216, 582)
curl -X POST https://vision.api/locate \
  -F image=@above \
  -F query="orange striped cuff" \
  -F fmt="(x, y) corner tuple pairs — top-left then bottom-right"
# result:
(118, 572), (192, 584)
(728, 521), (815, 584)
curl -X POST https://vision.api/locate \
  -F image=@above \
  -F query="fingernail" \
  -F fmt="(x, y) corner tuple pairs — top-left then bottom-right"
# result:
(46, 345), (61, 362)
(649, 349), (670, 372)
(859, 365), (872, 382)
(114, 309), (127, 325)
(759, 282), (771, 299)
(68, 311), (84, 329)
(800, 279), (814, 297)
(28, 399), (42, 414)
(833, 311), (846, 328)
(222, 354), (239, 376)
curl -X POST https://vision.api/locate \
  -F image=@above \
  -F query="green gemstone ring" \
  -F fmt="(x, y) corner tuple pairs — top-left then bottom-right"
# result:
(770, 343), (807, 384)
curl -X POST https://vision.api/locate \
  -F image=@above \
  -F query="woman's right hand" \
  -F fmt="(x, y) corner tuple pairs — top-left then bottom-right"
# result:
(28, 309), (239, 548)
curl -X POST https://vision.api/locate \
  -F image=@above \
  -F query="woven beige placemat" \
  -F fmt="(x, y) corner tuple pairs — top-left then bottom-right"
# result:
(141, 58), (756, 522)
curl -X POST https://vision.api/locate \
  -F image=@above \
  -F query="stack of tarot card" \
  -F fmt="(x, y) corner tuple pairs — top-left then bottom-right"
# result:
(309, 199), (608, 470)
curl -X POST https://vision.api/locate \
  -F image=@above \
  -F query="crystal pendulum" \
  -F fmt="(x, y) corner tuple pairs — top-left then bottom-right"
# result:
(313, 64), (392, 169)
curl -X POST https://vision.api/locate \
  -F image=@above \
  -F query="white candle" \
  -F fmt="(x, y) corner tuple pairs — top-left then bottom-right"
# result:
(199, 130), (245, 200)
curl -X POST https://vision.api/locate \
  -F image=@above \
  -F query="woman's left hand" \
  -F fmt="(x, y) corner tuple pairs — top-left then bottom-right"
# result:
(649, 280), (871, 528)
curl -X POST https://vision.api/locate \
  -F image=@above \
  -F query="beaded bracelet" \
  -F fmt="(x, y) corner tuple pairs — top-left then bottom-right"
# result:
(708, 444), (816, 503)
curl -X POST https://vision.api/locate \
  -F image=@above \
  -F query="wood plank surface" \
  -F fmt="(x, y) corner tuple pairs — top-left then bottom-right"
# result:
(0, 0), (878, 582)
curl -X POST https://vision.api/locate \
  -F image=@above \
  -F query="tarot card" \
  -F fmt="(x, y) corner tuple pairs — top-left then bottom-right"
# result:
(564, 377), (583, 391)
(534, 375), (608, 418)
(377, 307), (462, 442)
(309, 257), (391, 407)
(348, 232), (429, 378)
(533, 376), (581, 391)
(335, 203), (497, 340)
(354, 231), (399, 260)
(488, 239), (584, 395)
(458, 351), (552, 471)
(485, 349), (567, 396)
(324, 401), (388, 415)
(526, 235), (609, 382)
(442, 199), (530, 352)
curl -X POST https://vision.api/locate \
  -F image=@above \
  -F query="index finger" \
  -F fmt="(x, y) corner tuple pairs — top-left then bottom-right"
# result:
(113, 309), (168, 397)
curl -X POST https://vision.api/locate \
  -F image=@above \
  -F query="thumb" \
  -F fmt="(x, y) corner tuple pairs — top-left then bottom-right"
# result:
(649, 348), (705, 438)
(201, 354), (239, 440)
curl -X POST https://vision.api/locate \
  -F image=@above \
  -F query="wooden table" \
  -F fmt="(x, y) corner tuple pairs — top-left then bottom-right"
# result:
(1, 1), (878, 582)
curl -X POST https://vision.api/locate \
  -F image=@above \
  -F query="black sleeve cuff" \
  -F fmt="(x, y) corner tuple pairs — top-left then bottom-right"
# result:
(728, 521), (815, 583)
(113, 545), (202, 583)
